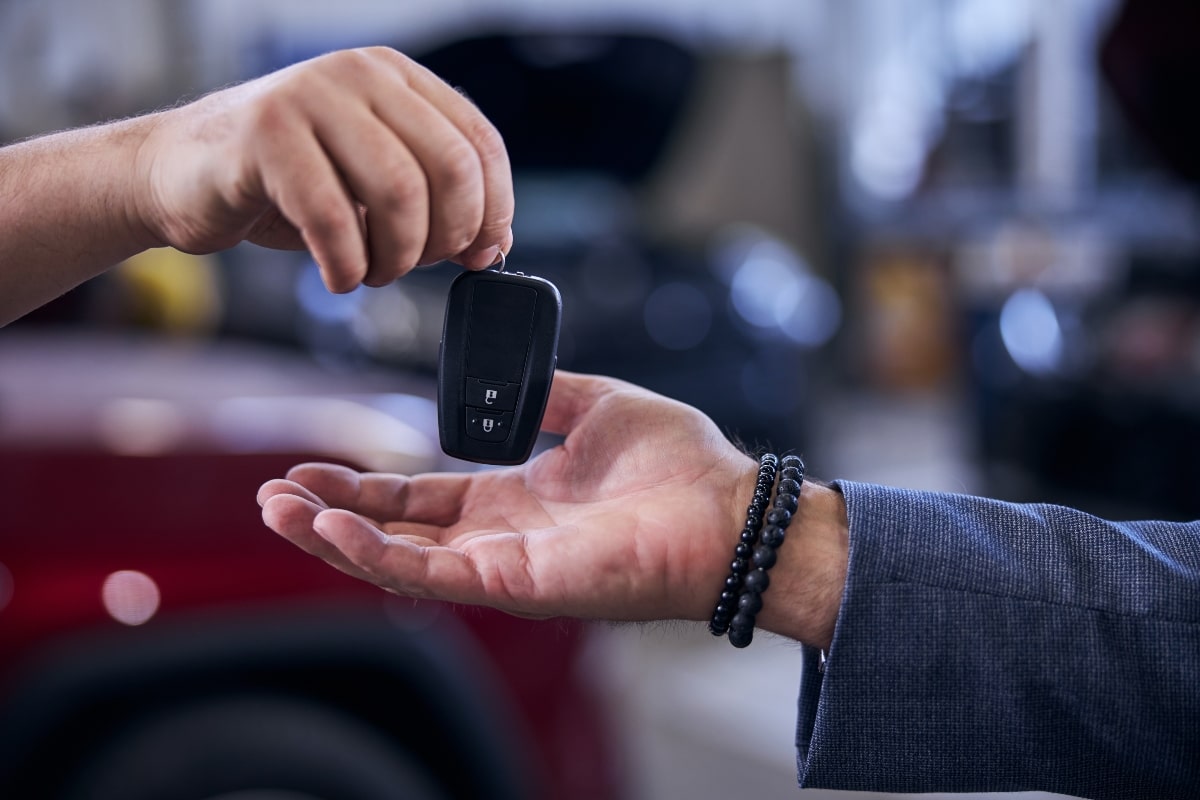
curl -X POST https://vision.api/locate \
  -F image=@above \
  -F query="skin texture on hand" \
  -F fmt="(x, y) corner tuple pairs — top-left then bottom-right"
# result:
(259, 371), (849, 650)
(0, 46), (512, 326)
(135, 47), (514, 290)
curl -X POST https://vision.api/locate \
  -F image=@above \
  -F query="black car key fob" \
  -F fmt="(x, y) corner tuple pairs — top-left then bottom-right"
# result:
(438, 261), (561, 465)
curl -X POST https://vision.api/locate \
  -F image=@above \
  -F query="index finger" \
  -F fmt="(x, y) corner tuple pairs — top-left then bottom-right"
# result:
(284, 462), (472, 529)
(380, 50), (515, 268)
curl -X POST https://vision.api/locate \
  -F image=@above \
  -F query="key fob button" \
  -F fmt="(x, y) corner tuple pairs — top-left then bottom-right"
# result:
(465, 409), (513, 442)
(465, 379), (520, 412)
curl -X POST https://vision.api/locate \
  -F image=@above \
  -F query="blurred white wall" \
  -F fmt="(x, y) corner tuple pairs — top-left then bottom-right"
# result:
(0, 0), (824, 138)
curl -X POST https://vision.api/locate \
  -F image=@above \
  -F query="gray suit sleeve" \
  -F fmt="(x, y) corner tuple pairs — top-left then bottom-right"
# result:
(795, 481), (1200, 799)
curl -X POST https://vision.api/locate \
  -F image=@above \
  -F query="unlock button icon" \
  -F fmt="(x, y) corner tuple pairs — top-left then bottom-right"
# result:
(465, 379), (518, 412)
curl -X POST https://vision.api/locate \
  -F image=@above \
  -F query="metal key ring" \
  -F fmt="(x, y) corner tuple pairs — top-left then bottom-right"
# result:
(487, 250), (507, 273)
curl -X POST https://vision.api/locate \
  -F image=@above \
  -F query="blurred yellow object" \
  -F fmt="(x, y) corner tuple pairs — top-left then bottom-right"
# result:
(858, 248), (958, 391)
(113, 247), (222, 334)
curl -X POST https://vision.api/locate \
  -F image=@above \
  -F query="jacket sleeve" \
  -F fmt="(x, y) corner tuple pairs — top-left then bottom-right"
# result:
(795, 481), (1200, 799)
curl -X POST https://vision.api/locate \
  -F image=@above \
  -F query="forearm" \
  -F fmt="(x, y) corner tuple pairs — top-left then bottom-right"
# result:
(0, 116), (161, 326)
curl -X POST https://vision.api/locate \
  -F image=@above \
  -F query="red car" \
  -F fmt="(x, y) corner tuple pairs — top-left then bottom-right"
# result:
(0, 332), (623, 800)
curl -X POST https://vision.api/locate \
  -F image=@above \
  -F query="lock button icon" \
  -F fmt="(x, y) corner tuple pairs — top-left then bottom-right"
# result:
(465, 409), (512, 443)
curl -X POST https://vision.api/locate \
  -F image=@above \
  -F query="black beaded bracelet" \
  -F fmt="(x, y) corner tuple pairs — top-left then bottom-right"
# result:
(727, 454), (805, 649)
(708, 453), (777, 637)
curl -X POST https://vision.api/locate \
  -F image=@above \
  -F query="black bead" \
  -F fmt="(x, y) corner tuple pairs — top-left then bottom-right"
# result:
(761, 525), (787, 547)
(730, 610), (756, 633)
(780, 466), (802, 482)
(712, 452), (794, 647)
(759, 524), (782, 545)
(729, 628), (753, 648)
(737, 591), (764, 614)
(744, 568), (770, 593)
(752, 544), (778, 569)
(766, 509), (792, 527)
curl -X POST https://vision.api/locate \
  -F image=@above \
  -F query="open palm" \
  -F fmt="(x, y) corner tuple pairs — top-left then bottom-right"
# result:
(259, 372), (756, 623)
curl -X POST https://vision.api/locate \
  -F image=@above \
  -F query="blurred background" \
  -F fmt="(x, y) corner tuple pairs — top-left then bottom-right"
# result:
(2, 0), (1198, 798)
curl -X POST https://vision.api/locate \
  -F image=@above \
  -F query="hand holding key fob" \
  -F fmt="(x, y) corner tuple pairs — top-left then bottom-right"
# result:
(438, 258), (561, 465)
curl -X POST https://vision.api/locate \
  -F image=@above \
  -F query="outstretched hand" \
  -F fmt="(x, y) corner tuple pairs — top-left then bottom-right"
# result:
(260, 371), (849, 646)
(259, 372), (759, 624)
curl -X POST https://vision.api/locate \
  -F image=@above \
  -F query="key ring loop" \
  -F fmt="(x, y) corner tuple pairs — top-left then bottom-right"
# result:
(487, 250), (507, 273)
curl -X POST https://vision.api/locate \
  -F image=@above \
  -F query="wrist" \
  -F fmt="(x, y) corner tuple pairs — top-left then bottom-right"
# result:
(124, 111), (175, 251)
(682, 453), (761, 623)
(754, 480), (848, 650)
(703, 457), (849, 651)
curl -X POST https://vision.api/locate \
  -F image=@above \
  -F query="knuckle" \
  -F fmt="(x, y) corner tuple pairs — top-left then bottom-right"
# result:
(377, 171), (428, 216)
(360, 45), (410, 69)
(305, 202), (358, 240)
(243, 93), (294, 138)
(466, 118), (507, 165)
(323, 47), (413, 89)
(323, 48), (374, 79)
(434, 139), (483, 192)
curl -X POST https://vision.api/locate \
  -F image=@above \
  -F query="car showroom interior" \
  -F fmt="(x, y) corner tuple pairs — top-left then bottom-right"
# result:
(2, 1), (1197, 798)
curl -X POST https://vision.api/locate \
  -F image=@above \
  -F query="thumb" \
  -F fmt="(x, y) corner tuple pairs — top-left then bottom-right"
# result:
(539, 371), (625, 437)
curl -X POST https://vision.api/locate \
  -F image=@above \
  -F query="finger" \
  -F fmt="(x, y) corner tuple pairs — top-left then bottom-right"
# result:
(259, 493), (375, 583)
(376, 50), (514, 268)
(314, 508), (489, 603)
(454, 229), (513, 272)
(257, 477), (327, 509)
(312, 102), (433, 286)
(366, 86), (487, 269)
(316, 509), (557, 617)
(257, 122), (368, 292)
(245, 207), (307, 251)
(284, 462), (473, 529)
